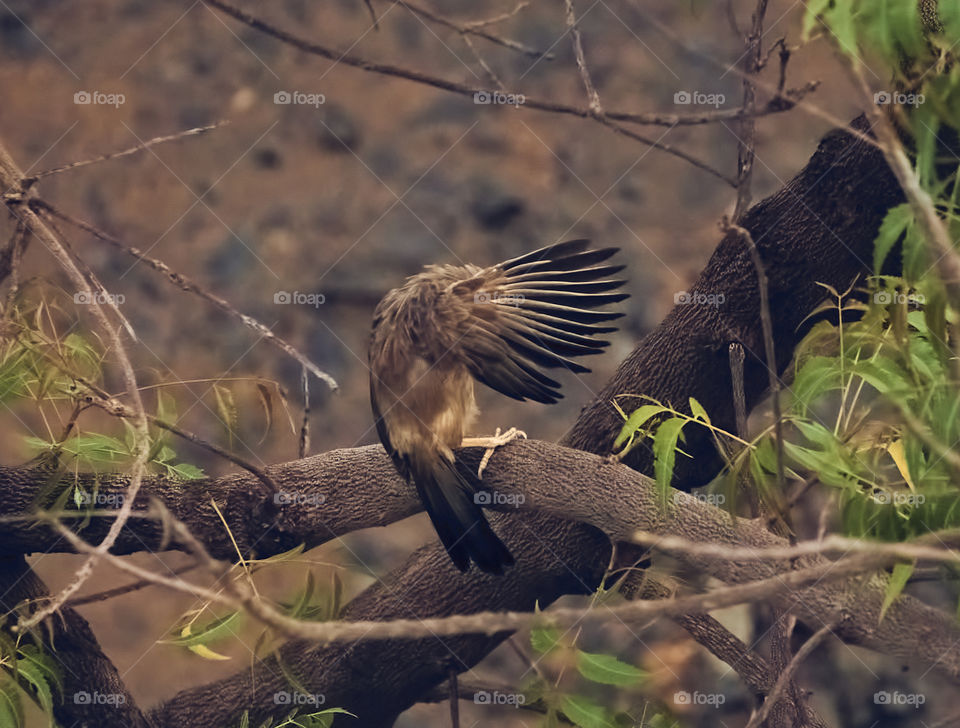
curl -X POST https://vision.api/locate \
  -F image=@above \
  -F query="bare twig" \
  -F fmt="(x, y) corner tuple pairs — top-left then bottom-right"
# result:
(564, 0), (602, 116)
(66, 562), (200, 607)
(745, 621), (835, 728)
(394, 0), (550, 59)
(25, 123), (226, 181)
(732, 0), (769, 221)
(298, 366), (310, 459)
(0, 140), (151, 633)
(32, 199), (339, 391)
(201, 0), (735, 184)
(723, 221), (786, 499)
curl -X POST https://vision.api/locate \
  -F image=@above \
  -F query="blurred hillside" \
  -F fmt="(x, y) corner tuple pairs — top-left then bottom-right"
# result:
(0, 0), (878, 725)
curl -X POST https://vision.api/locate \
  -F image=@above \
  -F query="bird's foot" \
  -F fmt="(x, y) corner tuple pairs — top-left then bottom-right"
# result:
(460, 427), (527, 478)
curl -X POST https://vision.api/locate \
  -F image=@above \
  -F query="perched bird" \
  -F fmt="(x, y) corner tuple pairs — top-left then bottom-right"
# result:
(369, 240), (628, 573)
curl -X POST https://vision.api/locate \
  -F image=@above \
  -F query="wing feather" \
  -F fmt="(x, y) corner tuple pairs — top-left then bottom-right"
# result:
(448, 240), (627, 402)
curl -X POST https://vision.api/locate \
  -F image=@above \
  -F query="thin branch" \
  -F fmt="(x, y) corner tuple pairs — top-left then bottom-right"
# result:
(0, 140), (152, 633)
(732, 0), (769, 221)
(393, 0), (550, 60)
(32, 199), (339, 392)
(298, 366), (310, 459)
(724, 221), (786, 500)
(630, 528), (960, 567)
(25, 123), (227, 181)
(66, 562), (200, 607)
(745, 621), (835, 728)
(201, 0), (736, 184)
(564, 0), (602, 116)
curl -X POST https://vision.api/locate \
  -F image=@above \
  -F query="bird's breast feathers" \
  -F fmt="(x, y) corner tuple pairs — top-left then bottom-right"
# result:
(374, 355), (478, 455)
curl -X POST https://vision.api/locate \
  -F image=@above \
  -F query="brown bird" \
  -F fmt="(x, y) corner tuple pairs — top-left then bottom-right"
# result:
(369, 240), (627, 573)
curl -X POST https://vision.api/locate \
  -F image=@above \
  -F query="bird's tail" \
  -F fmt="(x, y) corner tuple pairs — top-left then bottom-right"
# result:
(409, 453), (514, 574)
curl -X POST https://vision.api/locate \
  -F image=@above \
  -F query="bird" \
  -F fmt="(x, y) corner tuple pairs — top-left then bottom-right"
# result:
(368, 239), (628, 573)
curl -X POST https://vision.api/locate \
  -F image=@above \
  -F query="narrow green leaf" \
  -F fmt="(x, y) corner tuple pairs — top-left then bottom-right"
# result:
(561, 695), (617, 728)
(874, 204), (912, 274)
(653, 417), (688, 500)
(0, 679), (23, 728)
(575, 650), (646, 686)
(613, 405), (664, 449)
(166, 611), (241, 647)
(530, 624), (563, 654)
(880, 561), (915, 622)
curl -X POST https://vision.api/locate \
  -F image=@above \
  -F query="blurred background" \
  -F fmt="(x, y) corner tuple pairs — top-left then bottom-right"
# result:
(0, 0), (935, 726)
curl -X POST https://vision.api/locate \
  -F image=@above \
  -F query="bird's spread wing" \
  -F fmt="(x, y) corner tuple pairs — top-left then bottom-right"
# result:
(443, 239), (627, 404)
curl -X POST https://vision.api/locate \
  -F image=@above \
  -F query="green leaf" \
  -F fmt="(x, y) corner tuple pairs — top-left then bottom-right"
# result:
(653, 417), (688, 500)
(613, 404), (664, 449)
(561, 695), (617, 728)
(530, 624), (563, 654)
(165, 461), (205, 481)
(880, 561), (915, 623)
(575, 650), (646, 686)
(874, 204), (912, 274)
(166, 611), (241, 648)
(688, 397), (709, 424)
(15, 646), (61, 725)
(0, 679), (23, 728)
